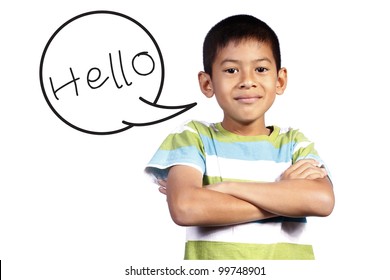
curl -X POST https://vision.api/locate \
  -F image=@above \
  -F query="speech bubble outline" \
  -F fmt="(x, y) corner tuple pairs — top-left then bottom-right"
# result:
(39, 10), (196, 135)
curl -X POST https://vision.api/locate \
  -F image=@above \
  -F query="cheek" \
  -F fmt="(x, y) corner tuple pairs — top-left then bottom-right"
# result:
(213, 78), (234, 93)
(214, 93), (228, 107)
(213, 92), (232, 112)
(260, 78), (279, 91)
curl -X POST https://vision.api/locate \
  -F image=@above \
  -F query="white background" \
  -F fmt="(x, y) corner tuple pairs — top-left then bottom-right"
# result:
(1, 0), (389, 279)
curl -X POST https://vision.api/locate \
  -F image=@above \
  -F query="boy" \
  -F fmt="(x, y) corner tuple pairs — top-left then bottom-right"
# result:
(145, 14), (334, 260)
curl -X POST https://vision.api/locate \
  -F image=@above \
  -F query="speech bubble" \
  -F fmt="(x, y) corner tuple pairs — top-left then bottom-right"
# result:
(39, 10), (196, 135)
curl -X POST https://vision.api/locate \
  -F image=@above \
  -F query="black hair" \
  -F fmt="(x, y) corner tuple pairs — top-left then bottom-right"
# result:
(202, 14), (281, 76)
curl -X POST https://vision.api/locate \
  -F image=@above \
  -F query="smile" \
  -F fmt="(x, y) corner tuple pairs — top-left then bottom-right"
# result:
(234, 96), (262, 104)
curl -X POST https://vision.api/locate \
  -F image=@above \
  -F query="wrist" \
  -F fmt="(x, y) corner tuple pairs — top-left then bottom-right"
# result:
(207, 181), (231, 194)
(220, 181), (235, 195)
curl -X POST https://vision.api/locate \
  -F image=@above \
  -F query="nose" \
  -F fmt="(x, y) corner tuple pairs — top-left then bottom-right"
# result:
(239, 70), (256, 89)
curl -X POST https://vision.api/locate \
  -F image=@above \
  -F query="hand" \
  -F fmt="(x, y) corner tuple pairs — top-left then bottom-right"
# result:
(156, 179), (167, 195)
(279, 159), (327, 181)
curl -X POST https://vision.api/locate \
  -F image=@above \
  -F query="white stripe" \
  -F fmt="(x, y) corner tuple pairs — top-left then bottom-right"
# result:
(147, 162), (203, 174)
(279, 127), (292, 134)
(170, 123), (196, 134)
(170, 120), (214, 134)
(205, 155), (291, 182)
(186, 222), (311, 245)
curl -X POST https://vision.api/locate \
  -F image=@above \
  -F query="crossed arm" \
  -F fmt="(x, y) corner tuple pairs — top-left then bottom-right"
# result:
(158, 159), (335, 227)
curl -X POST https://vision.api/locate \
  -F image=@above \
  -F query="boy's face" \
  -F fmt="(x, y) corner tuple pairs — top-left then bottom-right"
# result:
(199, 39), (287, 135)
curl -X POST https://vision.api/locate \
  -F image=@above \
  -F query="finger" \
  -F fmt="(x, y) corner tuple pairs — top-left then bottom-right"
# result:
(300, 166), (327, 179)
(283, 159), (318, 176)
(305, 173), (326, 180)
(158, 186), (167, 195)
(156, 179), (167, 187)
(291, 160), (322, 176)
(283, 162), (326, 180)
(294, 159), (320, 169)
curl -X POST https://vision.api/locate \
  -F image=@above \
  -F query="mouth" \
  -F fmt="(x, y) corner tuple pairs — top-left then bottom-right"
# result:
(234, 95), (262, 104)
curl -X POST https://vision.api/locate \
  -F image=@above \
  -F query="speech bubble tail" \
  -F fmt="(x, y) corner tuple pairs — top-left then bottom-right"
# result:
(122, 97), (197, 127)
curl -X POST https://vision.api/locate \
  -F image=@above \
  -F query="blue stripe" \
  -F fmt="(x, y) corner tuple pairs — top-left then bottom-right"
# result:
(200, 134), (295, 163)
(147, 147), (206, 173)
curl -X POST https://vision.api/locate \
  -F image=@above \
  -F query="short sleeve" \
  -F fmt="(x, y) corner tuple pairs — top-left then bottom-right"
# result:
(145, 121), (206, 181)
(290, 129), (332, 179)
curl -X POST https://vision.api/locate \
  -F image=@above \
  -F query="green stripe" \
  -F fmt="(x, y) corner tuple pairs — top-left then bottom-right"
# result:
(160, 121), (316, 153)
(203, 175), (258, 185)
(184, 241), (314, 260)
(292, 143), (319, 162)
(160, 129), (202, 151)
(189, 121), (311, 150)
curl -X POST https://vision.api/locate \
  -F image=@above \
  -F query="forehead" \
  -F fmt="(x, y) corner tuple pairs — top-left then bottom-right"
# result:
(215, 38), (275, 63)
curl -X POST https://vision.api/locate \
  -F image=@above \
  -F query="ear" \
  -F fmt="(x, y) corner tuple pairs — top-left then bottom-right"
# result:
(198, 71), (214, 98)
(276, 67), (288, 95)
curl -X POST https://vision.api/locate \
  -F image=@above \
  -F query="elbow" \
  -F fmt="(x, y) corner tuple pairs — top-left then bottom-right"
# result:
(168, 199), (196, 226)
(313, 192), (335, 217)
(306, 178), (335, 217)
(170, 209), (191, 226)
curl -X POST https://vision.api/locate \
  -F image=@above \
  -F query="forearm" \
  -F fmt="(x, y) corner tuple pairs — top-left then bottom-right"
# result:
(167, 186), (277, 226)
(213, 178), (334, 217)
(165, 165), (277, 227)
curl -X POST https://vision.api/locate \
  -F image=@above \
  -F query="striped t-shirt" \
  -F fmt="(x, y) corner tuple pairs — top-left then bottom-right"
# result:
(145, 120), (327, 260)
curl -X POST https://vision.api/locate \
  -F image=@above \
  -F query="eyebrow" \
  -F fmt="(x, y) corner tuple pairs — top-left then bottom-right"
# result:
(220, 58), (273, 65)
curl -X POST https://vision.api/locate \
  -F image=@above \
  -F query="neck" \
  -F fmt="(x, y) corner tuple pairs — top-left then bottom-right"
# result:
(221, 118), (270, 136)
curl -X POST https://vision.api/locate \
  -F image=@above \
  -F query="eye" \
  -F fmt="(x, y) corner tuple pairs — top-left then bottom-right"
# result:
(256, 67), (268, 73)
(224, 68), (238, 74)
